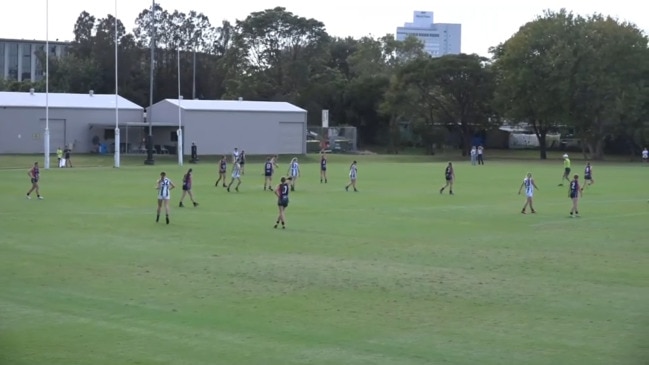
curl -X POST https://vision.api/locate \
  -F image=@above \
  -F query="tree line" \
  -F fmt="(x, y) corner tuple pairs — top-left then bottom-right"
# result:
(1, 6), (648, 159)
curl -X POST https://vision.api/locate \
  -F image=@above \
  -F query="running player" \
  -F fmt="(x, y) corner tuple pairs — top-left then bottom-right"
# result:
(156, 172), (175, 224)
(439, 162), (455, 195)
(345, 161), (358, 192)
(287, 157), (300, 191)
(274, 176), (291, 229)
(263, 156), (275, 191)
(559, 154), (571, 186)
(232, 147), (240, 164)
(320, 152), (328, 183)
(239, 150), (246, 175)
(568, 174), (582, 217)
(179, 168), (199, 207)
(227, 159), (242, 192)
(26, 162), (43, 199)
(215, 156), (227, 187)
(518, 172), (539, 214)
(584, 162), (594, 187)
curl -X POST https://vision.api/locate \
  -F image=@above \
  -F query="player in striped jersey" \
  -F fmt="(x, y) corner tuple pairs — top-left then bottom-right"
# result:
(345, 161), (358, 192)
(583, 162), (594, 187)
(156, 172), (175, 224)
(179, 168), (198, 208)
(287, 157), (300, 191)
(518, 172), (539, 214)
(227, 159), (242, 192)
(26, 162), (43, 199)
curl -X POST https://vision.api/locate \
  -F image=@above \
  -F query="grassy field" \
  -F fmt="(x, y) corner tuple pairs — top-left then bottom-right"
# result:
(0, 152), (647, 365)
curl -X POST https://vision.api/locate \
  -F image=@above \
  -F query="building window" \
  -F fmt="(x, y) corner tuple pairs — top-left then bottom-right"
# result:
(21, 43), (32, 81)
(7, 43), (19, 80)
(170, 131), (178, 142)
(0, 42), (5, 78)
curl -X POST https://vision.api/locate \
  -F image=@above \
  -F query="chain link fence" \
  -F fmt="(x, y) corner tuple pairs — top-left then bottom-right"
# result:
(308, 126), (358, 154)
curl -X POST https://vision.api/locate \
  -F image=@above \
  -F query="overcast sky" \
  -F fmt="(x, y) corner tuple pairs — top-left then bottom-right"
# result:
(1, 0), (646, 56)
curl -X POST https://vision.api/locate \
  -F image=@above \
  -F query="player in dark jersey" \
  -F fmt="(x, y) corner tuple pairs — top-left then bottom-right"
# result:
(263, 156), (275, 191)
(439, 162), (455, 195)
(239, 150), (246, 175)
(568, 174), (582, 217)
(274, 176), (292, 229)
(179, 168), (199, 207)
(215, 156), (227, 187)
(583, 162), (594, 187)
(320, 152), (328, 183)
(26, 162), (43, 199)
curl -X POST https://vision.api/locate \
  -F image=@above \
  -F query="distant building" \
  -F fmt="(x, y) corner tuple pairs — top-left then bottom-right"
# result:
(396, 11), (461, 57)
(0, 38), (69, 82)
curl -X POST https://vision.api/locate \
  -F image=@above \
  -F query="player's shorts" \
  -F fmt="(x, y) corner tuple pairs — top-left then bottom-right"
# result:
(564, 167), (571, 175)
(290, 174), (298, 179)
(219, 169), (226, 174)
(278, 197), (289, 207)
(321, 167), (327, 172)
(232, 172), (240, 179)
(182, 184), (191, 191)
(240, 161), (245, 165)
(569, 192), (578, 199)
(264, 172), (272, 177)
(30, 178), (38, 184)
(584, 174), (592, 180)
(526, 192), (534, 198)
(445, 176), (452, 182)
(158, 195), (170, 201)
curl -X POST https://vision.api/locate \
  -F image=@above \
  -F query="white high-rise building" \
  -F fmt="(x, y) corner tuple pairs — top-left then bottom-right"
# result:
(396, 11), (461, 57)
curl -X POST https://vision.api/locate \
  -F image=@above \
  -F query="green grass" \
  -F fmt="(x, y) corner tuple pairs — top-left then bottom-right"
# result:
(1, 153), (647, 365)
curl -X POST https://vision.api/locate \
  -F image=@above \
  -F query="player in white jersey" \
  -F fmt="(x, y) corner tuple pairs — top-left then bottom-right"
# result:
(287, 157), (300, 191)
(517, 172), (539, 214)
(232, 147), (240, 164)
(156, 172), (175, 224)
(642, 147), (648, 163)
(227, 160), (242, 192)
(345, 161), (358, 192)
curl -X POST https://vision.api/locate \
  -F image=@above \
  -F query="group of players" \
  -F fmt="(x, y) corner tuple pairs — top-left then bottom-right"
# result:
(512, 154), (595, 217)
(26, 146), (647, 224)
(151, 149), (359, 227)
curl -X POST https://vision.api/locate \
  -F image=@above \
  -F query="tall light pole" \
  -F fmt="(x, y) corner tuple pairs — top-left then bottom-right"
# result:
(144, 0), (156, 165)
(113, 0), (121, 168)
(192, 48), (196, 99)
(177, 47), (183, 166)
(44, 0), (50, 169)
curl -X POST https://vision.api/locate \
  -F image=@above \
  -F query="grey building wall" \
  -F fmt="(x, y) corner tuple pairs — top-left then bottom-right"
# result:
(149, 101), (307, 155)
(0, 107), (143, 154)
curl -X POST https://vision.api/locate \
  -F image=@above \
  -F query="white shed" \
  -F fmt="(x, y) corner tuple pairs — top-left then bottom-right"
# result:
(147, 99), (307, 156)
(0, 91), (143, 154)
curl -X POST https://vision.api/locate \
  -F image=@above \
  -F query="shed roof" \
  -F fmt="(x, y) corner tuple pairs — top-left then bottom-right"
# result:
(161, 99), (306, 113)
(0, 91), (143, 110)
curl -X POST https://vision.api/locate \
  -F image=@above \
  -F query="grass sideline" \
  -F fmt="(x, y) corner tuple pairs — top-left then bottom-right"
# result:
(0, 154), (647, 365)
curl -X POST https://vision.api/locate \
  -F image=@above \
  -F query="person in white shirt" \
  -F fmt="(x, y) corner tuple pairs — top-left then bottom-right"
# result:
(518, 172), (539, 214)
(642, 147), (648, 163)
(477, 146), (485, 165)
(470, 146), (477, 165)
(156, 172), (175, 224)
(287, 157), (300, 191)
(227, 160), (242, 192)
(232, 147), (240, 164)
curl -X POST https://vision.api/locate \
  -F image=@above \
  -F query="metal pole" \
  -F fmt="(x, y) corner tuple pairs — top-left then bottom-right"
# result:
(44, 0), (50, 169)
(113, 0), (121, 168)
(144, 0), (155, 165)
(192, 48), (196, 99)
(177, 48), (183, 166)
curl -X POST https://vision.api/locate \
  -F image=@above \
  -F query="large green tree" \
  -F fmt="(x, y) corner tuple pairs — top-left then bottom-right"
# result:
(491, 9), (576, 159)
(567, 14), (649, 159)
